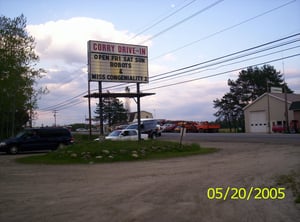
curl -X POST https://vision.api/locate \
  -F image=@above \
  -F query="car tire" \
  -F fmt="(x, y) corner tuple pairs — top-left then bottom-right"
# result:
(151, 133), (157, 139)
(9, 146), (18, 154)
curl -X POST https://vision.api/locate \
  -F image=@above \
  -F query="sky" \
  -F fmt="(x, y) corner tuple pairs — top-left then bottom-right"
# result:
(1, 0), (300, 127)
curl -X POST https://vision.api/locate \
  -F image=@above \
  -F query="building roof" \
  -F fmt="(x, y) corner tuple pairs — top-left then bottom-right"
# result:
(243, 93), (300, 110)
(269, 93), (300, 102)
(289, 101), (300, 110)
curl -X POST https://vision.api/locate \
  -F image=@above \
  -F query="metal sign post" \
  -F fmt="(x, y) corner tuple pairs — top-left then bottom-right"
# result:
(136, 83), (141, 141)
(87, 80), (92, 138)
(98, 81), (104, 135)
(179, 127), (186, 148)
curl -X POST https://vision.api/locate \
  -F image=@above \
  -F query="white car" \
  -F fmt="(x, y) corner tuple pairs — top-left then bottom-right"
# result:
(105, 129), (148, 141)
(76, 128), (88, 132)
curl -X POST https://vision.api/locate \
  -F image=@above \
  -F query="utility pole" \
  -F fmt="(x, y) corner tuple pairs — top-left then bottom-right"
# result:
(53, 110), (57, 127)
(267, 80), (271, 134)
(282, 60), (290, 133)
(284, 83), (290, 133)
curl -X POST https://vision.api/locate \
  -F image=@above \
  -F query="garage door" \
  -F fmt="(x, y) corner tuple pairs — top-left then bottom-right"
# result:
(249, 111), (268, 133)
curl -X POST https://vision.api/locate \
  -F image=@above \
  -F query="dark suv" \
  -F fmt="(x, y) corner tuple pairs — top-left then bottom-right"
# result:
(0, 127), (74, 154)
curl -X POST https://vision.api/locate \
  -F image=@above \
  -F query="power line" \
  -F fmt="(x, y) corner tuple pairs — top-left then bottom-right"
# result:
(38, 34), (300, 112)
(143, 53), (300, 91)
(39, 0), (295, 108)
(41, 0), (293, 98)
(128, 0), (197, 41)
(39, 91), (87, 111)
(165, 44), (300, 82)
(150, 33), (300, 80)
(150, 0), (297, 61)
(101, 33), (300, 91)
(99, 34), (299, 92)
(149, 35), (300, 82)
(139, 0), (224, 44)
(54, 100), (85, 111)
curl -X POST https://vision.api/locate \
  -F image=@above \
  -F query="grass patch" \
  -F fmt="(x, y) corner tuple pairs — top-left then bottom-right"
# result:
(16, 139), (217, 164)
(275, 171), (300, 204)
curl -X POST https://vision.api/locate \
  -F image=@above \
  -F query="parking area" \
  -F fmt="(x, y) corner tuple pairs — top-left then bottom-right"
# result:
(0, 141), (299, 222)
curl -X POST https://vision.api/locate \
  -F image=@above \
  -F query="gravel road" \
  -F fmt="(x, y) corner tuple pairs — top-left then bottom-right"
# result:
(0, 141), (299, 222)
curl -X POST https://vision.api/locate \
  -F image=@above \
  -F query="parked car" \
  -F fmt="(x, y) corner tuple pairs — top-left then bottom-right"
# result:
(162, 123), (177, 132)
(0, 127), (74, 154)
(76, 128), (88, 132)
(126, 119), (160, 138)
(272, 124), (288, 133)
(105, 129), (148, 141)
(114, 124), (128, 130)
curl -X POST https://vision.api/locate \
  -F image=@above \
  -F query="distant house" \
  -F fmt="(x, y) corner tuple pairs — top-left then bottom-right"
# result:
(243, 93), (300, 133)
(289, 101), (300, 119)
(127, 111), (153, 123)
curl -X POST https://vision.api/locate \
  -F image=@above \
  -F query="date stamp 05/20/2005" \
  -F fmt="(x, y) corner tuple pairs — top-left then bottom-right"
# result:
(207, 187), (286, 201)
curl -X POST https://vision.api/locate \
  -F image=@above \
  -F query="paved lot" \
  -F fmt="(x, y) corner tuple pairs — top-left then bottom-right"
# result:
(0, 139), (299, 222)
(162, 132), (300, 145)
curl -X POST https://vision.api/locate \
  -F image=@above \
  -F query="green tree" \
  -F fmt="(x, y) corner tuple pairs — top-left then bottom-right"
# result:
(94, 97), (128, 127)
(213, 65), (293, 132)
(0, 14), (47, 138)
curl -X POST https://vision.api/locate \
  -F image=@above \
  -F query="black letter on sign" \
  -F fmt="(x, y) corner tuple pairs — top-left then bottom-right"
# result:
(119, 69), (123, 74)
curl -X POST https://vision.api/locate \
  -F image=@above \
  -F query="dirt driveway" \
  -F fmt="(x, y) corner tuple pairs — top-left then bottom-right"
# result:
(0, 141), (299, 222)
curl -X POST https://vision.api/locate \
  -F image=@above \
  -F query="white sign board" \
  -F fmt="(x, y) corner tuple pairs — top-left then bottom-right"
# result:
(271, 87), (282, 93)
(88, 41), (148, 83)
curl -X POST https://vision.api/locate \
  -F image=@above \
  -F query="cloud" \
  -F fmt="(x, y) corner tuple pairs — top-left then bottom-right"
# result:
(161, 53), (176, 62)
(28, 17), (229, 126)
(140, 78), (228, 121)
(27, 17), (151, 119)
(27, 17), (151, 65)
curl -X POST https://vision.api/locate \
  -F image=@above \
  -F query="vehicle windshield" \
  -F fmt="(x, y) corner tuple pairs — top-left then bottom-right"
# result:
(108, 130), (121, 136)
(126, 124), (138, 130)
(15, 131), (27, 138)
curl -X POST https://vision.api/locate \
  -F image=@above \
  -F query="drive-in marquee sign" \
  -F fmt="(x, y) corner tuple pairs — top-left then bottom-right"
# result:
(88, 41), (148, 83)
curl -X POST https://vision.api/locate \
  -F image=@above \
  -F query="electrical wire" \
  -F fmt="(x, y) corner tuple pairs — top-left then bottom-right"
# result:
(99, 33), (300, 92)
(139, 0), (224, 44)
(128, 0), (197, 42)
(39, 0), (295, 110)
(143, 53), (300, 91)
(41, 33), (299, 110)
(37, 11), (299, 112)
(148, 44), (300, 84)
(38, 48), (299, 112)
(149, 36), (300, 82)
(39, 91), (88, 111)
(149, 33), (300, 80)
(150, 0), (297, 60)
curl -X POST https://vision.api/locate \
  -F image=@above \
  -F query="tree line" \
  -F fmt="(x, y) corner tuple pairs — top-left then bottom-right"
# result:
(0, 15), (47, 138)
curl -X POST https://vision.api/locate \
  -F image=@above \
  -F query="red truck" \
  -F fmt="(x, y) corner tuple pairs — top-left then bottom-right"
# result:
(174, 121), (220, 133)
(196, 121), (220, 133)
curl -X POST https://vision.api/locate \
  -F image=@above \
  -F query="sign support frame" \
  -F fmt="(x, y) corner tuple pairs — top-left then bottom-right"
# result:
(99, 81), (104, 136)
(88, 80), (92, 138)
(87, 40), (151, 140)
(136, 83), (141, 141)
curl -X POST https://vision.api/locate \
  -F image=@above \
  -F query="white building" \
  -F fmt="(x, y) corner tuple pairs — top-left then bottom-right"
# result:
(243, 93), (300, 133)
